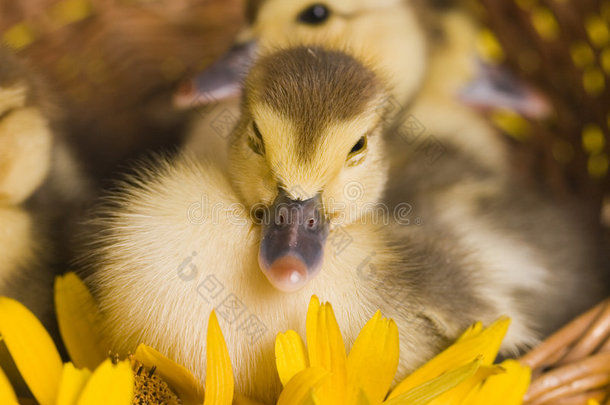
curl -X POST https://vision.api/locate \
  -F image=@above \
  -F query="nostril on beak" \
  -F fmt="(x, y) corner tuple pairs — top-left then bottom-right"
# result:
(277, 207), (289, 226)
(307, 218), (315, 229)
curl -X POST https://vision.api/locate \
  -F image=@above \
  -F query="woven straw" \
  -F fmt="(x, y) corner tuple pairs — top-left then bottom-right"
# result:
(520, 299), (610, 404)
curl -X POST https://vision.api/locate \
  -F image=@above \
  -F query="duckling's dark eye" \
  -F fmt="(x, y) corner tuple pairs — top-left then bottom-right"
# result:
(248, 121), (265, 155)
(297, 4), (331, 25)
(349, 136), (367, 156)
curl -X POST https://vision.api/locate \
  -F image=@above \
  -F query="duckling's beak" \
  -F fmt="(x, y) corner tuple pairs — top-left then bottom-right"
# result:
(459, 61), (550, 119)
(258, 190), (329, 292)
(173, 41), (257, 108)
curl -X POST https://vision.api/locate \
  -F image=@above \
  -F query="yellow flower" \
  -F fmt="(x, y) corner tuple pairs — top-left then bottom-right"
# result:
(275, 296), (531, 405)
(389, 316), (531, 405)
(0, 272), (240, 405)
(0, 275), (530, 404)
(0, 295), (133, 405)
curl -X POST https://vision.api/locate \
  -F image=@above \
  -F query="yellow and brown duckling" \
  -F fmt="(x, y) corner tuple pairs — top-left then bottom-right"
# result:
(82, 45), (608, 403)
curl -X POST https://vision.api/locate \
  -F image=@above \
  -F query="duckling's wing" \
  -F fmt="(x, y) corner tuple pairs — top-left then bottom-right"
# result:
(384, 131), (608, 352)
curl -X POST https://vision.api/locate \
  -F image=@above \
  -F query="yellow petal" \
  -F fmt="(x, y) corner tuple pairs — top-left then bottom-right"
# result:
(455, 321), (483, 342)
(277, 367), (329, 405)
(355, 389), (372, 405)
(344, 384), (373, 405)
(276, 330), (309, 386)
(347, 311), (399, 404)
(54, 273), (107, 370)
(306, 297), (347, 403)
(427, 365), (503, 405)
(0, 296), (62, 405)
(388, 317), (509, 399)
(76, 359), (134, 405)
(204, 311), (234, 405)
(384, 358), (481, 405)
(56, 362), (92, 405)
(134, 344), (202, 405)
(463, 360), (531, 405)
(0, 341), (29, 398)
(301, 394), (321, 405)
(0, 366), (18, 405)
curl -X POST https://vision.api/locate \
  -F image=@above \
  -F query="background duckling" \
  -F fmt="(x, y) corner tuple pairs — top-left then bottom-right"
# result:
(180, 0), (511, 179)
(1, 0), (242, 186)
(0, 46), (89, 328)
(0, 46), (53, 323)
(82, 45), (607, 403)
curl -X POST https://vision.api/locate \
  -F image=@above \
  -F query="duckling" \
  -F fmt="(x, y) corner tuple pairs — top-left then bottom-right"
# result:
(0, 47), (55, 323)
(0, 47), (91, 329)
(82, 45), (607, 403)
(180, 0), (427, 107)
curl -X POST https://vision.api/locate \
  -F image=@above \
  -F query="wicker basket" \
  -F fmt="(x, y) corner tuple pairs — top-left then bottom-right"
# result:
(520, 299), (610, 404)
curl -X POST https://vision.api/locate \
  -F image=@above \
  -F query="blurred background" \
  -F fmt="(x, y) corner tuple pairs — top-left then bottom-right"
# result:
(1, 0), (242, 186)
(1, 0), (608, 220)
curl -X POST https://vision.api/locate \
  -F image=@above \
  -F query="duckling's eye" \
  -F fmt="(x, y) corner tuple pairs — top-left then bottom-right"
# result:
(348, 136), (367, 156)
(297, 4), (331, 25)
(248, 122), (265, 156)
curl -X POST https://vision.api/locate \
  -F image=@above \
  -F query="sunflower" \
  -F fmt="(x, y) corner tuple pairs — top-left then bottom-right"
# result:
(0, 272), (237, 405)
(274, 296), (531, 404)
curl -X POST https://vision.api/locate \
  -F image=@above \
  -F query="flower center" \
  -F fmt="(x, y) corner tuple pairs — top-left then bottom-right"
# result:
(131, 360), (181, 405)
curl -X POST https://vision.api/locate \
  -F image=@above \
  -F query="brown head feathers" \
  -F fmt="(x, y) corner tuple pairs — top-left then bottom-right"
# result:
(244, 46), (384, 159)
